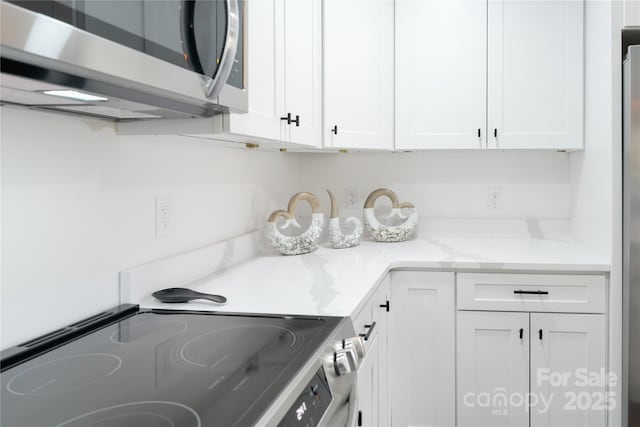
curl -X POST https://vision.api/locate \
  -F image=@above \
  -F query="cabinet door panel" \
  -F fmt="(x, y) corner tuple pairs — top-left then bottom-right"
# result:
(284, 0), (322, 147)
(376, 277), (391, 427)
(530, 313), (606, 427)
(324, 0), (393, 150)
(227, 0), (284, 141)
(390, 271), (455, 427)
(487, 0), (584, 149)
(395, 0), (487, 149)
(357, 335), (379, 427)
(457, 311), (530, 427)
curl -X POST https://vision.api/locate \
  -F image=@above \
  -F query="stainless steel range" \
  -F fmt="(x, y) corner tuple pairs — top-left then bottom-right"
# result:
(0, 305), (362, 426)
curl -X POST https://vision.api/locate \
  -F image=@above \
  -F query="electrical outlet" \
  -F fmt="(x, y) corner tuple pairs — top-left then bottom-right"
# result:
(487, 187), (503, 210)
(155, 196), (174, 238)
(345, 186), (360, 209)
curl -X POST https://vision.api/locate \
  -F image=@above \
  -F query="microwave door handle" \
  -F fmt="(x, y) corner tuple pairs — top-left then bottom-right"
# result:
(203, 0), (239, 99)
(180, 0), (201, 74)
(180, 0), (239, 100)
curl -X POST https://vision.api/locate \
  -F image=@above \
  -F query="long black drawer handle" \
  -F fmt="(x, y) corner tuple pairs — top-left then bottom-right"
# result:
(539, 329), (543, 340)
(359, 322), (377, 341)
(519, 328), (524, 340)
(513, 290), (549, 295)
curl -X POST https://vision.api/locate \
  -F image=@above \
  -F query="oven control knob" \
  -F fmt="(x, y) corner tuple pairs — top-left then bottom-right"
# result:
(343, 336), (366, 359)
(334, 348), (358, 376)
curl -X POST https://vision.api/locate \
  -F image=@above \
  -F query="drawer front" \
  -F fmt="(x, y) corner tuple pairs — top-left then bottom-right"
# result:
(457, 273), (606, 313)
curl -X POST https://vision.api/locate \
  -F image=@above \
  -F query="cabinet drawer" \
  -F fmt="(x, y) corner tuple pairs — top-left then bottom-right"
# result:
(457, 273), (606, 313)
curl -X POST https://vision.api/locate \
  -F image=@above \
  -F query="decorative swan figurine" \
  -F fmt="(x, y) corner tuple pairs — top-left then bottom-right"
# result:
(326, 189), (362, 249)
(363, 188), (418, 242)
(265, 192), (324, 255)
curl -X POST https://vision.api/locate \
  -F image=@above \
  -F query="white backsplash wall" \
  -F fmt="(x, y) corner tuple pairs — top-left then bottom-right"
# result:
(292, 150), (571, 221)
(0, 106), (300, 349)
(1, 107), (572, 350)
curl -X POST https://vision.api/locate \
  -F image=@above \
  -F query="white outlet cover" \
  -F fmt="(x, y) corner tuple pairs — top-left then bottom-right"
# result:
(487, 187), (503, 210)
(155, 196), (174, 238)
(345, 186), (360, 209)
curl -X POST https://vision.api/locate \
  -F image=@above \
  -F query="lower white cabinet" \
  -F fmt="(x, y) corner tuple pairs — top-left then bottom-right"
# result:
(529, 313), (606, 427)
(457, 311), (606, 427)
(354, 275), (390, 426)
(357, 334), (379, 427)
(389, 271), (456, 427)
(457, 311), (531, 427)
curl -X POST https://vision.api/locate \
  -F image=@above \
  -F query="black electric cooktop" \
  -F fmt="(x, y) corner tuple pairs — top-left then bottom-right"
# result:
(0, 305), (340, 427)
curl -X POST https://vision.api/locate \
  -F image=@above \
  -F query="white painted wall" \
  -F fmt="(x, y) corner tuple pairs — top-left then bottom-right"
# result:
(624, 0), (640, 27)
(0, 106), (301, 349)
(570, 1), (615, 261)
(295, 150), (571, 220)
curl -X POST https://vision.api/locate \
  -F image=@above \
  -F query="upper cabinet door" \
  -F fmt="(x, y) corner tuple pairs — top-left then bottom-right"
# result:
(227, 0), (284, 141)
(395, 0), (487, 150)
(530, 313), (606, 427)
(487, 0), (584, 150)
(323, 0), (393, 150)
(283, 0), (322, 147)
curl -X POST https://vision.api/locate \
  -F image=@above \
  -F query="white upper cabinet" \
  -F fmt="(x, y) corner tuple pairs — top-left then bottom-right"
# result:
(395, 0), (487, 150)
(283, 0), (322, 147)
(226, 0), (284, 142)
(487, 0), (584, 150)
(396, 0), (584, 151)
(226, 0), (322, 147)
(324, 0), (394, 150)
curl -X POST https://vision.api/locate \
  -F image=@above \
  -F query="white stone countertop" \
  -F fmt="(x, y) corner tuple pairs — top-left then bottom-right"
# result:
(137, 234), (610, 319)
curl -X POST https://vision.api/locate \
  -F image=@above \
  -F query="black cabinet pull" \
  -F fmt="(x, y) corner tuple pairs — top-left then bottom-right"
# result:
(519, 328), (524, 339)
(331, 125), (338, 135)
(280, 113), (299, 126)
(494, 128), (498, 138)
(477, 128), (481, 138)
(357, 410), (363, 426)
(379, 300), (390, 312)
(514, 290), (549, 295)
(280, 112), (292, 124)
(539, 329), (543, 340)
(359, 321), (377, 341)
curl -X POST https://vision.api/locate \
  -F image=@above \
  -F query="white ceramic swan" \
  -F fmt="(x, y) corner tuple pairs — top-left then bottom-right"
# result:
(326, 189), (362, 249)
(363, 188), (417, 242)
(265, 192), (324, 255)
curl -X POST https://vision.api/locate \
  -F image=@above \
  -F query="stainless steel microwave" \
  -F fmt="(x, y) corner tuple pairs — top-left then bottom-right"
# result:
(0, 0), (247, 120)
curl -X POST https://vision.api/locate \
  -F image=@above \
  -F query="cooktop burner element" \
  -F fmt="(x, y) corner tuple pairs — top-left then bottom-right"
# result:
(6, 353), (122, 396)
(1, 308), (342, 427)
(55, 401), (201, 427)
